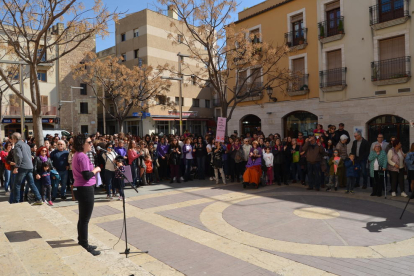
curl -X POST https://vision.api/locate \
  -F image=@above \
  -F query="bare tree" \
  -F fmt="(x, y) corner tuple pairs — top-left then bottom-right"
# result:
(72, 52), (172, 133)
(0, 0), (119, 145)
(158, 0), (295, 126)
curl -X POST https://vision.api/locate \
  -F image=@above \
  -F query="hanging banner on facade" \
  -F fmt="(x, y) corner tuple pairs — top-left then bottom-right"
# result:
(215, 117), (226, 142)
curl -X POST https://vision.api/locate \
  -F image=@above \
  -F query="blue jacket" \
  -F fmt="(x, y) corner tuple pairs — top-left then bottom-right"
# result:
(344, 159), (361, 177)
(405, 152), (414, 171)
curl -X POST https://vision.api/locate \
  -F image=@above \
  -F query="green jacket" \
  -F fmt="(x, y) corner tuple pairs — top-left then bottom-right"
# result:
(328, 157), (344, 176)
(368, 150), (388, 178)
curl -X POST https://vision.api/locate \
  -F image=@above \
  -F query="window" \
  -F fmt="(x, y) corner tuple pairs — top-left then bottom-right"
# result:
(157, 95), (167, 105)
(192, 99), (199, 107)
(284, 111), (318, 138)
(191, 75), (196, 85)
(37, 71), (47, 82)
(80, 61), (87, 70)
(80, 83), (87, 95)
(156, 121), (169, 135)
(81, 125), (89, 134)
(205, 100), (210, 108)
(121, 53), (126, 62)
(374, 35), (407, 80)
(291, 13), (304, 46)
(250, 28), (260, 44)
(291, 58), (306, 90)
(379, 0), (404, 23)
(178, 34), (184, 43)
(325, 1), (341, 37)
(80, 102), (88, 114)
(121, 33), (126, 41)
(175, 97), (184, 106)
(326, 49), (342, 86)
(37, 48), (46, 62)
(134, 49), (139, 59)
(134, 29), (139, 38)
(40, 95), (48, 106)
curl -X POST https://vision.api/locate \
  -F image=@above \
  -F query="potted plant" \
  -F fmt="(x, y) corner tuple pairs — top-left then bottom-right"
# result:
(338, 20), (344, 34)
(300, 84), (309, 91)
(299, 38), (304, 45)
(319, 25), (325, 39)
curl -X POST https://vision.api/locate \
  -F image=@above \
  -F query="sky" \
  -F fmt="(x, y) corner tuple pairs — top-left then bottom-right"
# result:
(87, 0), (259, 52)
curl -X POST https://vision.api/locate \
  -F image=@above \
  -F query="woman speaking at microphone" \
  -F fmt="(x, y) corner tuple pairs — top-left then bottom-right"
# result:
(72, 134), (101, 256)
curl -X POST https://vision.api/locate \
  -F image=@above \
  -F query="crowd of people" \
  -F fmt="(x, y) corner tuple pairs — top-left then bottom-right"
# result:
(1, 122), (414, 207)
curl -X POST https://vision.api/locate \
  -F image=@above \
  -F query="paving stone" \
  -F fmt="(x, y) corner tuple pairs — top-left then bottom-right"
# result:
(72, 205), (122, 218)
(97, 217), (281, 276)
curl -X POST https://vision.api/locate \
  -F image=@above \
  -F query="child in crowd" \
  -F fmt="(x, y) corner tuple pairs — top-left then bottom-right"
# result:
(145, 155), (153, 185)
(114, 158), (126, 201)
(41, 162), (53, 206)
(263, 147), (274, 185)
(327, 150), (343, 191)
(345, 153), (361, 194)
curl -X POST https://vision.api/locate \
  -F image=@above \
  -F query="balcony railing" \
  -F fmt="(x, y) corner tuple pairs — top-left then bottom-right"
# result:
(371, 56), (411, 82)
(320, 68), (347, 90)
(288, 74), (309, 93)
(318, 16), (345, 40)
(213, 99), (221, 107)
(285, 28), (308, 48)
(235, 82), (264, 102)
(1, 105), (57, 116)
(370, 0), (409, 26)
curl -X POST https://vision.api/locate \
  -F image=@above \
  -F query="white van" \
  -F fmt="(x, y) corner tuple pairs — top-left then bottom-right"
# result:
(43, 130), (70, 138)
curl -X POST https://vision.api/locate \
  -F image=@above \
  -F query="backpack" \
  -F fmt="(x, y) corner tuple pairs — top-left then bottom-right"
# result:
(234, 149), (243, 163)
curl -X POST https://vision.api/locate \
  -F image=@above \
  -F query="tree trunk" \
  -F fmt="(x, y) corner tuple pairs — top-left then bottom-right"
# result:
(118, 118), (124, 133)
(32, 111), (43, 147)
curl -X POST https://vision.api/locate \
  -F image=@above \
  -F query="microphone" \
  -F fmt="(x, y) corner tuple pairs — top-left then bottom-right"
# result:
(96, 146), (108, 153)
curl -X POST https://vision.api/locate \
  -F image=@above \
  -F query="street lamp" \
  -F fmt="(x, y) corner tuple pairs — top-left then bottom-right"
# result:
(266, 86), (277, 102)
(60, 86), (83, 133)
(161, 52), (190, 135)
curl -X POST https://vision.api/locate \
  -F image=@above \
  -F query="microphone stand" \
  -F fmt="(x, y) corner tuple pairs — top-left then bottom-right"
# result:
(102, 149), (148, 258)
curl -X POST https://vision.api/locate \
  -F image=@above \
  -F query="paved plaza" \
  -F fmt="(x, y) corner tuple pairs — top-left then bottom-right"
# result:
(1, 180), (414, 275)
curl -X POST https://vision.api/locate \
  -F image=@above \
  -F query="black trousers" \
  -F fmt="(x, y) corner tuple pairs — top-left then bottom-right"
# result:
(159, 158), (168, 179)
(390, 169), (405, 193)
(77, 186), (95, 248)
(273, 164), (284, 184)
(372, 170), (383, 196)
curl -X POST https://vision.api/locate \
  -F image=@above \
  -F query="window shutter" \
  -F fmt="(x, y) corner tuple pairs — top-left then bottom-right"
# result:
(292, 58), (305, 73)
(326, 1), (340, 11)
(327, 49), (342, 70)
(379, 35), (405, 61)
(41, 95), (48, 106)
(291, 13), (303, 23)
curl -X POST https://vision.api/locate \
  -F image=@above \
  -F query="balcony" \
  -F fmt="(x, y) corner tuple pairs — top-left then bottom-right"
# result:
(285, 28), (308, 51)
(287, 74), (310, 96)
(319, 67), (347, 92)
(318, 16), (345, 44)
(235, 82), (264, 102)
(370, 0), (410, 30)
(371, 56), (411, 85)
(1, 105), (57, 116)
(213, 99), (221, 107)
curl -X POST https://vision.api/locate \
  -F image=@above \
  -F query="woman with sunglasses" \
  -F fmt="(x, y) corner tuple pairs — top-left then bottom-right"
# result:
(72, 134), (101, 256)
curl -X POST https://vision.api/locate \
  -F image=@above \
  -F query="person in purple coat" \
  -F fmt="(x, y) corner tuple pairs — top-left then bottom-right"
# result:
(157, 136), (170, 180)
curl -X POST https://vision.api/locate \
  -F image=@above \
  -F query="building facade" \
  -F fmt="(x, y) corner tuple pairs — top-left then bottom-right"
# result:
(0, 23), (97, 138)
(228, 0), (413, 151)
(97, 8), (214, 136)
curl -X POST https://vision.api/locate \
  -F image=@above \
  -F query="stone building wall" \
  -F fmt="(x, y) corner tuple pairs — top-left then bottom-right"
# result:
(58, 36), (97, 134)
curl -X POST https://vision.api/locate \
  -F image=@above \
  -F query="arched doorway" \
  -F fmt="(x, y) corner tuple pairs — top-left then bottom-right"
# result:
(241, 114), (261, 135)
(367, 115), (410, 152)
(284, 111), (318, 138)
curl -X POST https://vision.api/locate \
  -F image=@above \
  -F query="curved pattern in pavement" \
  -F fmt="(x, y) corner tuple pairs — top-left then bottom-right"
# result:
(200, 192), (414, 259)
